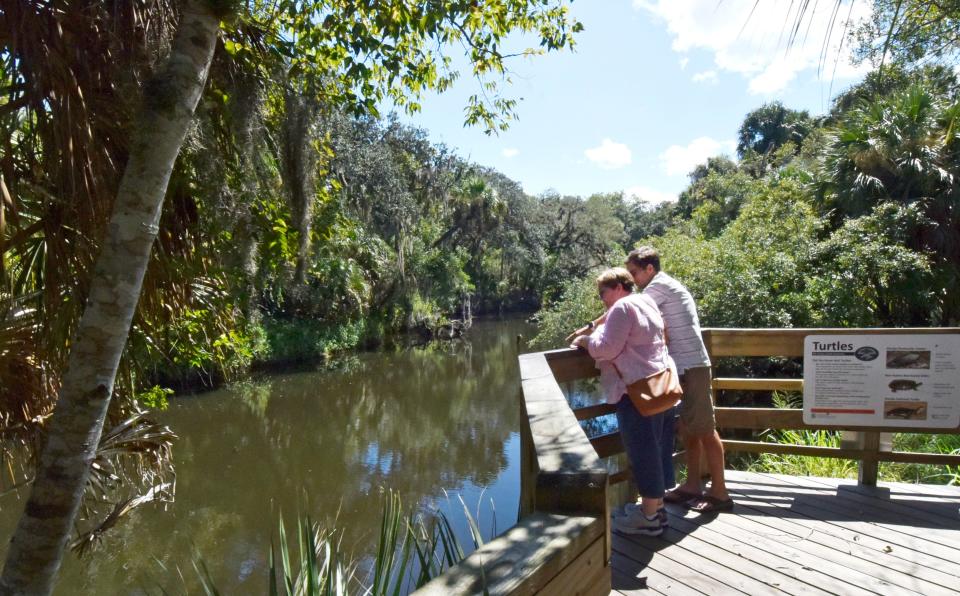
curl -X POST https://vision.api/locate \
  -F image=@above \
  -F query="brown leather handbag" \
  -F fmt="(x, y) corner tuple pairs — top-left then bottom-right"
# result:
(613, 363), (683, 416)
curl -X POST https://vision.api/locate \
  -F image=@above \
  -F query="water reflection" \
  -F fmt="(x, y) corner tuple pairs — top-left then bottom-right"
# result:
(0, 318), (533, 595)
(562, 377), (618, 438)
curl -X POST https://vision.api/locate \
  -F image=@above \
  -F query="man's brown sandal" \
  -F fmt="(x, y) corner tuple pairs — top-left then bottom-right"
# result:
(689, 495), (734, 513)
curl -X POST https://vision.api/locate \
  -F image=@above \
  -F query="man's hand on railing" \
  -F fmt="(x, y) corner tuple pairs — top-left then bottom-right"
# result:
(569, 334), (590, 350)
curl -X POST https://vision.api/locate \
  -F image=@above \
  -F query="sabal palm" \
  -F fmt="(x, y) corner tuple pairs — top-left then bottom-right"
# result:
(0, 0), (189, 554)
(822, 84), (960, 324)
(824, 85), (958, 213)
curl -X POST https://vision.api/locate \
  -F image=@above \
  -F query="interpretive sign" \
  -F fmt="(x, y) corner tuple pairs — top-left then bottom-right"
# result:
(803, 334), (960, 428)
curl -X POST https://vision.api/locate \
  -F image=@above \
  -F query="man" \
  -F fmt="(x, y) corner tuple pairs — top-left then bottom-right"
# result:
(570, 247), (732, 512)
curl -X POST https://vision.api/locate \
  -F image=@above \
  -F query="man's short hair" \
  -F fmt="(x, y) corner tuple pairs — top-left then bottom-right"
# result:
(596, 267), (635, 292)
(626, 247), (661, 272)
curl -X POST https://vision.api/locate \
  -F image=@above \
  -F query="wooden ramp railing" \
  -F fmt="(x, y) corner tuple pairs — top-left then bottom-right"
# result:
(707, 328), (960, 485)
(417, 327), (960, 595)
(417, 348), (610, 595)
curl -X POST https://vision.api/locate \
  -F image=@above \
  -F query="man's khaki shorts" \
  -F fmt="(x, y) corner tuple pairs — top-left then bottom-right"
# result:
(678, 365), (717, 436)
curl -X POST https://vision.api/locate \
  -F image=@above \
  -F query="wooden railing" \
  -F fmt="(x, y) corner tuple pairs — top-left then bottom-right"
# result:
(417, 327), (960, 594)
(417, 348), (610, 595)
(577, 327), (960, 489)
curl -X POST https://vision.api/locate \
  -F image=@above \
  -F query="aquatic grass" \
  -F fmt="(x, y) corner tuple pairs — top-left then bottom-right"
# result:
(187, 491), (486, 595)
(370, 491), (407, 595)
(747, 392), (858, 479)
(458, 492), (485, 551)
(265, 515), (355, 596)
(881, 433), (960, 486)
(192, 553), (222, 596)
(748, 393), (960, 484)
(749, 427), (859, 479)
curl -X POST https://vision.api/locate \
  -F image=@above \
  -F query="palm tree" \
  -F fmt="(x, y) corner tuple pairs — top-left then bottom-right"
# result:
(0, 1), (582, 591)
(821, 84), (960, 324)
(0, 1), (221, 592)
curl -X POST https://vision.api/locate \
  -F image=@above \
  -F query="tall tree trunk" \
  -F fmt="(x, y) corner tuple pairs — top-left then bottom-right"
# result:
(280, 88), (317, 286)
(0, 3), (219, 594)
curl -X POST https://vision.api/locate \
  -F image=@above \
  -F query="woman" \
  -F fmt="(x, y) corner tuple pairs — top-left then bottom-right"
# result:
(570, 267), (676, 536)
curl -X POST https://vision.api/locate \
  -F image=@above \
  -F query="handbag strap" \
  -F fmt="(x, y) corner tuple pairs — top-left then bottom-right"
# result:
(610, 359), (669, 383)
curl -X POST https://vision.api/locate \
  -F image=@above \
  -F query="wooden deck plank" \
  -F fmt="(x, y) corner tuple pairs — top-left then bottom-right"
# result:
(652, 509), (837, 596)
(653, 505), (894, 596)
(795, 474), (960, 523)
(743, 472), (960, 550)
(675, 509), (924, 595)
(874, 478), (960, 498)
(727, 472), (960, 567)
(612, 534), (751, 595)
(615, 528), (789, 596)
(769, 493), (960, 570)
(611, 552), (700, 596)
(613, 500), (887, 596)
(773, 473), (960, 529)
(726, 487), (960, 588)
(602, 472), (960, 596)
(720, 487), (960, 594)
(657, 511), (872, 596)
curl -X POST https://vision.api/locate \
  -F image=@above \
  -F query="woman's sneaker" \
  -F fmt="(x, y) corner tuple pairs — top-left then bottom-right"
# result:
(613, 511), (665, 536)
(622, 503), (668, 525)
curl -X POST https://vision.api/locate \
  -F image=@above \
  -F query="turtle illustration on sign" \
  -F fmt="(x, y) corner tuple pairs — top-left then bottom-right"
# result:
(889, 379), (923, 392)
(884, 405), (927, 419)
(886, 350), (931, 369)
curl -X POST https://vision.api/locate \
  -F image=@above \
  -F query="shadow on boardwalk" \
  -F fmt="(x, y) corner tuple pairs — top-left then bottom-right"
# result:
(611, 470), (960, 595)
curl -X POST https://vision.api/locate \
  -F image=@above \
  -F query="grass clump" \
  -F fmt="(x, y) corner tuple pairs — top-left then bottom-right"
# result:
(191, 492), (485, 595)
(747, 392), (960, 485)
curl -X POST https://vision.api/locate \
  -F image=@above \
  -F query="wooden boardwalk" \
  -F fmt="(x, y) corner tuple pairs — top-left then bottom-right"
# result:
(611, 470), (960, 595)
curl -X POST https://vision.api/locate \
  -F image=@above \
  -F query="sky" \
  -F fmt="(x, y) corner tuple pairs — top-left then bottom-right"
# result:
(395, 0), (874, 205)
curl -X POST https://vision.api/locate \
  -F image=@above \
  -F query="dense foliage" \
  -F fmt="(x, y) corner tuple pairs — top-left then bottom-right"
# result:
(0, 0), (583, 569)
(533, 64), (959, 349)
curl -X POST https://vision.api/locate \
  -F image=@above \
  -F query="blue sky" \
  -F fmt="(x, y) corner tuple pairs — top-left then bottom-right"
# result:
(397, 0), (872, 204)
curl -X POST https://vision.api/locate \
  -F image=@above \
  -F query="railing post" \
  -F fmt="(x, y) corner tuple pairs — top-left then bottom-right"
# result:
(860, 432), (881, 486)
(843, 430), (880, 486)
(519, 392), (537, 517)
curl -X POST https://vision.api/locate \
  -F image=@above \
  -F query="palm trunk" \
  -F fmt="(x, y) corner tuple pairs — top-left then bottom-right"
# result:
(0, 3), (219, 594)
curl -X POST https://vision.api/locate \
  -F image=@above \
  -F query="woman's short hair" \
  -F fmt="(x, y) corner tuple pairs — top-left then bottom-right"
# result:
(596, 267), (635, 292)
(626, 246), (660, 272)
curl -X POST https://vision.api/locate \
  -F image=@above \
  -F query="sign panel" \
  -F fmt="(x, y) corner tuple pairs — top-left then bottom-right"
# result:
(803, 334), (960, 428)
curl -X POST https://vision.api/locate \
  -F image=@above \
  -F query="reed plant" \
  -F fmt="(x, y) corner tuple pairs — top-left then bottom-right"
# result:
(190, 491), (484, 596)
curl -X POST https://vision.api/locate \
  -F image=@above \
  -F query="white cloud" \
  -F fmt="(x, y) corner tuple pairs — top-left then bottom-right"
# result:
(623, 186), (676, 206)
(659, 137), (736, 177)
(635, 0), (872, 94)
(678, 57), (689, 70)
(691, 70), (717, 84)
(502, 147), (519, 158)
(584, 138), (633, 170)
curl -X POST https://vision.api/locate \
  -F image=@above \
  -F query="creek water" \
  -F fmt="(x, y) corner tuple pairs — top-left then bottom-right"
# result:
(0, 317), (544, 594)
